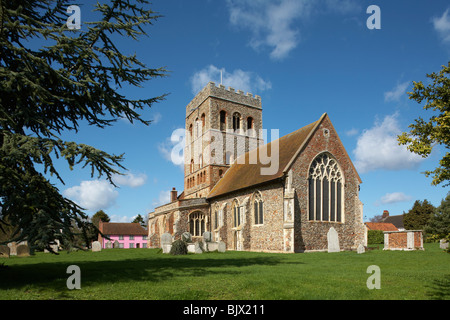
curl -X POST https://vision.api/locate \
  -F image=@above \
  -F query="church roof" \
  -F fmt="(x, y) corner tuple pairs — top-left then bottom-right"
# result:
(365, 222), (398, 231)
(207, 113), (326, 199)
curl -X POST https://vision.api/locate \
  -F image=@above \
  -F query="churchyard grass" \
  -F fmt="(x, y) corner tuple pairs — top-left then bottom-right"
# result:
(0, 243), (448, 300)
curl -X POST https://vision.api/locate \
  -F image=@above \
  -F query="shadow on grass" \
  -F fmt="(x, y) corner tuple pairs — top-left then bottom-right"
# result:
(426, 274), (450, 300)
(0, 251), (303, 295)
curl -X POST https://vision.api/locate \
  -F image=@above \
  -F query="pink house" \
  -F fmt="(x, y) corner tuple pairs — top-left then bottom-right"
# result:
(98, 221), (148, 249)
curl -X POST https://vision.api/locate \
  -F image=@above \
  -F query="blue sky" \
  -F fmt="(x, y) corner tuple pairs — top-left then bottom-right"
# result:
(53, 0), (450, 223)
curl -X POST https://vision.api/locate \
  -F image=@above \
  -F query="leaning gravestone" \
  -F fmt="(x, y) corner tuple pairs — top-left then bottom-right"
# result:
(16, 244), (30, 257)
(181, 232), (192, 243)
(92, 241), (102, 252)
(0, 245), (10, 258)
(113, 240), (120, 249)
(357, 244), (365, 254)
(327, 227), (340, 253)
(203, 231), (212, 243)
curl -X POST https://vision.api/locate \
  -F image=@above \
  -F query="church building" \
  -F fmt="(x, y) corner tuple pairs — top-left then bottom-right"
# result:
(147, 82), (366, 252)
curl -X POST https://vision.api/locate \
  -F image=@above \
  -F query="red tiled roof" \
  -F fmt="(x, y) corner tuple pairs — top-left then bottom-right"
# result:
(101, 222), (147, 236)
(365, 222), (398, 231)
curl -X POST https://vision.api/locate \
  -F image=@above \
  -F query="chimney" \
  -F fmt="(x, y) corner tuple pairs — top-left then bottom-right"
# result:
(382, 210), (389, 219)
(170, 187), (177, 202)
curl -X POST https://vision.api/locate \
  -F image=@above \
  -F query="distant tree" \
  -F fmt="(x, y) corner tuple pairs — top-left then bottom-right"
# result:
(92, 210), (110, 228)
(0, 0), (167, 252)
(132, 214), (146, 227)
(369, 215), (384, 223)
(403, 199), (435, 230)
(425, 192), (450, 241)
(398, 61), (450, 187)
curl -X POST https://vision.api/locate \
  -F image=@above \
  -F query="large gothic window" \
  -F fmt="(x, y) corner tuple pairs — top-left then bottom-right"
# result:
(308, 153), (343, 222)
(189, 212), (205, 236)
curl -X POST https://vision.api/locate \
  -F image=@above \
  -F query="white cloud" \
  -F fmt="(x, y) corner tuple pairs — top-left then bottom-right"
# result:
(112, 173), (147, 188)
(227, 0), (360, 60)
(152, 190), (171, 208)
(384, 81), (410, 102)
(345, 128), (359, 136)
(190, 65), (271, 95)
(353, 113), (424, 173)
(151, 112), (162, 125)
(379, 192), (412, 204)
(433, 8), (450, 44)
(63, 180), (119, 212)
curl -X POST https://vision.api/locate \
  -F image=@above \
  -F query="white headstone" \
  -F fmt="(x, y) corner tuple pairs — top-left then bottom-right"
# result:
(203, 231), (212, 242)
(357, 244), (365, 254)
(218, 241), (226, 253)
(440, 239), (448, 250)
(327, 227), (340, 253)
(92, 241), (102, 252)
(161, 233), (173, 245)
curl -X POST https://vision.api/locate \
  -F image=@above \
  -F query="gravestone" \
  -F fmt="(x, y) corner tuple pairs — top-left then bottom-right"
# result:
(161, 233), (172, 245)
(203, 231), (212, 243)
(106, 241), (112, 249)
(0, 245), (10, 258)
(181, 232), (192, 243)
(440, 239), (448, 250)
(206, 242), (219, 252)
(357, 244), (365, 254)
(161, 233), (173, 253)
(187, 244), (196, 253)
(194, 242), (203, 254)
(217, 241), (226, 253)
(92, 241), (102, 252)
(16, 244), (30, 257)
(7, 242), (17, 256)
(327, 227), (340, 253)
(113, 240), (120, 249)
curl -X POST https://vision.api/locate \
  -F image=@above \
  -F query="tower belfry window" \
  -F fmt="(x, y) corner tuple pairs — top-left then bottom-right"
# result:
(220, 110), (226, 131)
(233, 113), (240, 131)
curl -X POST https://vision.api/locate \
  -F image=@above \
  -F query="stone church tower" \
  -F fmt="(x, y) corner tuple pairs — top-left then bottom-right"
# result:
(148, 81), (366, 252)
(184, 82), (264, 199)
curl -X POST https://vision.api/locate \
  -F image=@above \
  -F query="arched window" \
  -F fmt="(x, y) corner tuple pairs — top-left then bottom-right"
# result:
(232, 112), (241, 131)
(220, 110), (226, 131)
(232, 200), (241, 228)
(308, 153), (343, 222)
(188, 124), (193, 141)
(253, 192), (264, 225)
(199, 154), (203, 168)
(190, 159), (194, 173)
(247, 117), (253, 130)
(201, 113), (205, 127)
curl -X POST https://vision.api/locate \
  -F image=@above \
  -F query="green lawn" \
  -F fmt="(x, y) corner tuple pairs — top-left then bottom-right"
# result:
(0, 243), (448, 300)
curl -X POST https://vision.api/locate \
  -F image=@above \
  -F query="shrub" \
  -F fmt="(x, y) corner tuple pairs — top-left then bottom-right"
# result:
(367, 230), (384, 244)
(169, 239), (187, 255)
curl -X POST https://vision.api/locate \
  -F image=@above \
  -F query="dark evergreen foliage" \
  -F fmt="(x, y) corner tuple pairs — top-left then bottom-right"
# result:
(0, 0), (167, 252)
